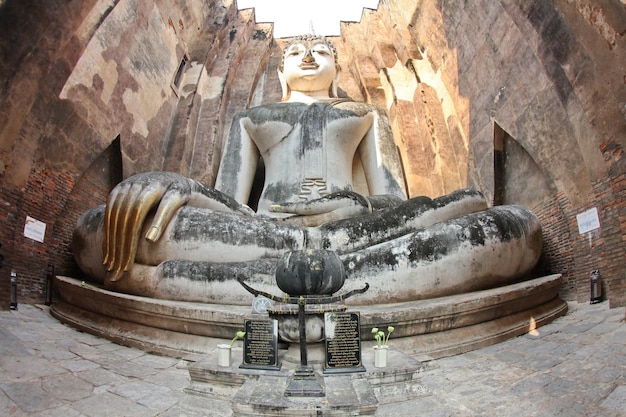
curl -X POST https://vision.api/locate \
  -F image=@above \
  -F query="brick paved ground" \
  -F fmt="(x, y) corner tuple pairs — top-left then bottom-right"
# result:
(0, 302), (624, 416)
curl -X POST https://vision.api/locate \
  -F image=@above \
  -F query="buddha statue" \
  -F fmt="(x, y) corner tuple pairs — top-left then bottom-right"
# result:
(73, 35), (542, 305)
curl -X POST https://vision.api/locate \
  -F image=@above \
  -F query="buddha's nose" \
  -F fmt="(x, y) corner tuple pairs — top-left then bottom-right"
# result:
(302, 50), (315, 63)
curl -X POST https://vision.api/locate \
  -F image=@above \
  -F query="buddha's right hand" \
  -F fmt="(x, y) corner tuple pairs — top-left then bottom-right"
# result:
(102, 172), (253, 282)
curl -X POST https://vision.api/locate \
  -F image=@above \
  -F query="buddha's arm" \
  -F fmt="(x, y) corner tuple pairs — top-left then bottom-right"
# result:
(358, 107), (408, 200)
(214, 113), (260, 204)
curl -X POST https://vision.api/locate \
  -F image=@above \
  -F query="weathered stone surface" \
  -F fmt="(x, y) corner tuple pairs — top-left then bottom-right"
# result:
(0, 0), (623, 311)
(51, 274), (566, 358)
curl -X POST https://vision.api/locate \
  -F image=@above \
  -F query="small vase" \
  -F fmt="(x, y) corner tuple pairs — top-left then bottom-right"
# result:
(374, 345), (388, 368)
(217, 344), (232, 367)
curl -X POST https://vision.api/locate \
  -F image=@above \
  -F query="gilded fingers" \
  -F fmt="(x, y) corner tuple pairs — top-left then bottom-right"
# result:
(102, 175), (181, 282)
(103, 181), (155, 281)
(146, 189), (189, 243)
(103, 183), (129, 270)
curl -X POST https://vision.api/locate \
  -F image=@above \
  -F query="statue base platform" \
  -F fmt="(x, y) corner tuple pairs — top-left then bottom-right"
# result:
(50, 274), (567, 359)
(185, 346), (431, 416)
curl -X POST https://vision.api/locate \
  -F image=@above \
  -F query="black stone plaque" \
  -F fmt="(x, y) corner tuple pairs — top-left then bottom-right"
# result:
(240, 319), (280, 370)
(323, 312), (365, 373)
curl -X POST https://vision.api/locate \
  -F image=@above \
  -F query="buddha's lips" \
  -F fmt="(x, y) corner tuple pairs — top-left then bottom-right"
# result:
(299, 63), (319, 70)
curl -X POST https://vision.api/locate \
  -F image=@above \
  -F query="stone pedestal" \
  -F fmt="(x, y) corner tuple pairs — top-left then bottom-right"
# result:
(51, 274), (567, 359)
(185, 345), (431, 416)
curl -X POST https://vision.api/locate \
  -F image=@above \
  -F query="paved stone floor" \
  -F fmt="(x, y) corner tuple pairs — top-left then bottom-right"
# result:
(0, 301), (624, 416)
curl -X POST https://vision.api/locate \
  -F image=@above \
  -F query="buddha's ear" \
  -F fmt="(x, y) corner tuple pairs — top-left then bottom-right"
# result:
(277, 68), (290, 101)
(330, 66), (341, 98)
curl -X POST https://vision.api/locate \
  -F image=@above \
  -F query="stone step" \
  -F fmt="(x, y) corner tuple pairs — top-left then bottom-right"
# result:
(186, 346), (433, 416)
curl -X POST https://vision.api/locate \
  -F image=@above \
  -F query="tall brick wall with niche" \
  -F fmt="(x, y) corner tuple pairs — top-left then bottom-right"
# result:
(355, 0), (625, 307)
(0, 0), (270, 309)
(48, 139), (123, 285)
(0, 0), (99, 309)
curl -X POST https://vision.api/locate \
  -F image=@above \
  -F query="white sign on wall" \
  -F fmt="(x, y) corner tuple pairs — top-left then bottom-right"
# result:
(24, 216), (47, 243)
(576, 207), (600, 235)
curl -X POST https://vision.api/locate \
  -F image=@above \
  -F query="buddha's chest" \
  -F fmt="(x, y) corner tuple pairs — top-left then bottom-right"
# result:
(243, 103), (374, 157)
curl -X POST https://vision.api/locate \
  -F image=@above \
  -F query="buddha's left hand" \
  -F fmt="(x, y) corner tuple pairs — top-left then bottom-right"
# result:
(269, 191), (372, 227)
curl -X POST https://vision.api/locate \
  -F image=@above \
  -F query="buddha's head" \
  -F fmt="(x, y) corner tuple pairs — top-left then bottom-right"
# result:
(278, 34), (341, 101)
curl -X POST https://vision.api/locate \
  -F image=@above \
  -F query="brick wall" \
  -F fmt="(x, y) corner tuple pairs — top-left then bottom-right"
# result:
(0, 139), (121, 309)
(594, 135), (625, 307)
(1, 169), (76, 307)
(531, 165), (625, 308)
(532, 194), (576, 301)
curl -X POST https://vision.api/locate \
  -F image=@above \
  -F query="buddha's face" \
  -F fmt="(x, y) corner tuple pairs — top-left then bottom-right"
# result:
(281, 40), (337, 94)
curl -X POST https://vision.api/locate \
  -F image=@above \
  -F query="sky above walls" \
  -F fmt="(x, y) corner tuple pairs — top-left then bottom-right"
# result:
(237, 0), (380, 37)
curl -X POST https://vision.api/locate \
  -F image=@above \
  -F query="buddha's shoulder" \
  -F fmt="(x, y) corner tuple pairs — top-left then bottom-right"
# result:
(242, 102), (308, 123)
(332, 100), (381, 116)
(241, 100), (382, 123)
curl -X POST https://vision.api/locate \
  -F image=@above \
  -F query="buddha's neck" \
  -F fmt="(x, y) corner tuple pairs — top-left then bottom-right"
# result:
(286, 91), (332, 104)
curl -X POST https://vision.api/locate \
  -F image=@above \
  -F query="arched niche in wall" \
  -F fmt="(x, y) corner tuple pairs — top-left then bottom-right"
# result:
(52, 137), (123, 276)
(493, 123), (554, 210)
